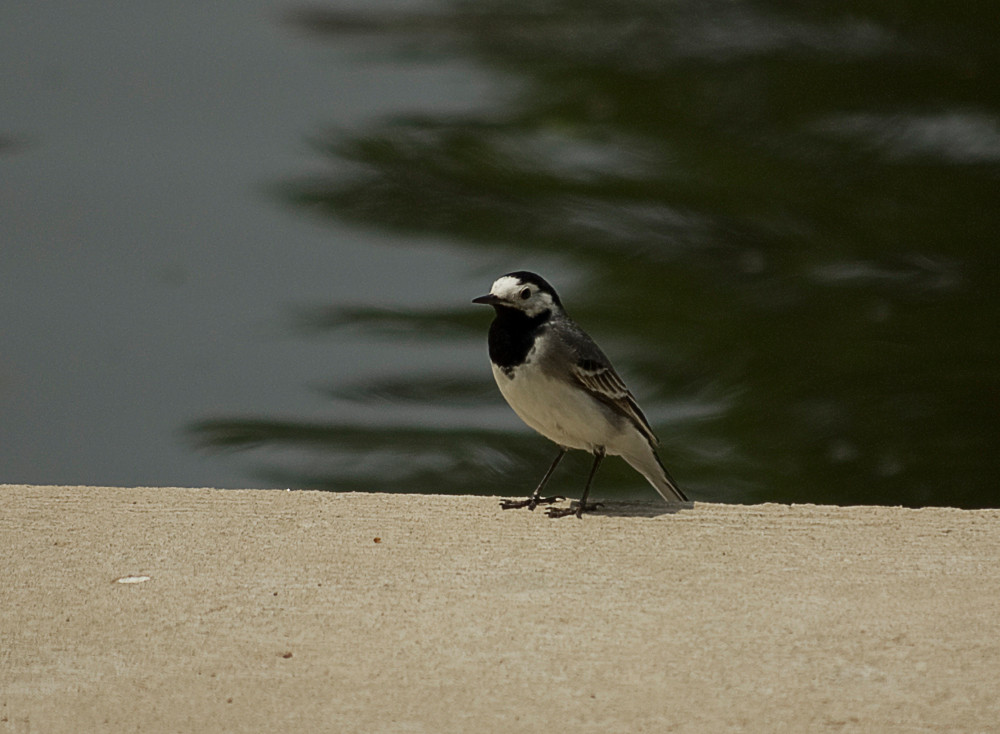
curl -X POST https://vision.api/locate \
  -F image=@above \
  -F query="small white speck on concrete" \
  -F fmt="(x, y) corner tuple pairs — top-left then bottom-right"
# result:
(114, 575), (151, 584)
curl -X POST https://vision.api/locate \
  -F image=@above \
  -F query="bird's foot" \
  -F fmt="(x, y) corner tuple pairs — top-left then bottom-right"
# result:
(499, 495), (564, 511)
(546, 502), (604, 519)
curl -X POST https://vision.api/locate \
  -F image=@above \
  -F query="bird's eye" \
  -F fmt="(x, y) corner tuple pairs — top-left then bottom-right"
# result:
(519, 288), (531, 300)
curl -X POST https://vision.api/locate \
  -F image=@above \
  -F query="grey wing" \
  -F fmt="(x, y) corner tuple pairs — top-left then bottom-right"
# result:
(572, 357), (659, 447)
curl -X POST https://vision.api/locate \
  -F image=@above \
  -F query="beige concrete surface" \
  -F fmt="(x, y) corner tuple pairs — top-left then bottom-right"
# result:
(1, 484), (998, 733)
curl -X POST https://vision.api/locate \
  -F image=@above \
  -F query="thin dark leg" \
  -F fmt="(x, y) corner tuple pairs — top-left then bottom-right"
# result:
(500, 449), (567, 511)
(547, 448), (606, 519)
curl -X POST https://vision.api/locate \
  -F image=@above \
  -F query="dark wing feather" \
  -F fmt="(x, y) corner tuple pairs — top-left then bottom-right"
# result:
(572, 358), (659, 447)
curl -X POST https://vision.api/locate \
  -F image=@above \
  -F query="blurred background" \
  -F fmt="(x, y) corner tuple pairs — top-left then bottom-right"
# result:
(1, 0), (997, 507)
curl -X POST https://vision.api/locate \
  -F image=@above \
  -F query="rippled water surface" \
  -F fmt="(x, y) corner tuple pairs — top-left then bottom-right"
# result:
(2, 1), (998, 507)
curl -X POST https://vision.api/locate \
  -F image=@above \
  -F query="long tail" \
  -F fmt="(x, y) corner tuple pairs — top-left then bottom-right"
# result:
(622, 444), (688, 503)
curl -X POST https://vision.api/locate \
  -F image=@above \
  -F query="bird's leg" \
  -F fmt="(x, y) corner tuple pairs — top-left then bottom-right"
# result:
(547, 448), (606, 519)
(500, 449), (567, 510)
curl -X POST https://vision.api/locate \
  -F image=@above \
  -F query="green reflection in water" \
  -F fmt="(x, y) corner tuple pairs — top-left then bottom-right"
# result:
(192, 0), (1000, 507)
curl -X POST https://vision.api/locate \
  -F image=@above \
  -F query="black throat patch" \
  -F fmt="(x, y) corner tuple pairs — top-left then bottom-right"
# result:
(487, 306), (551, 377)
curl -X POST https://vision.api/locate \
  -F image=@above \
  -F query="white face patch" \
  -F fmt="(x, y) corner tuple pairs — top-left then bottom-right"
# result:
(490, 276), (556, 317)
(489, 275), (522, 299)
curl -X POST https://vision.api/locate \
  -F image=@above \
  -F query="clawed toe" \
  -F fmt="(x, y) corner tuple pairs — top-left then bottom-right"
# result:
(545, 502), (604, 519)
(499, 496), (564, 511)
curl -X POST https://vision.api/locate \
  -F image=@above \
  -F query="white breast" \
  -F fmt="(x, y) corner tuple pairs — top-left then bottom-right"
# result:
(492, 361), (627, 454)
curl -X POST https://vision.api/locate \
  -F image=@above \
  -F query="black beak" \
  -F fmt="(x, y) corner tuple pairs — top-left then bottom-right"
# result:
(472, 294), (501, 306)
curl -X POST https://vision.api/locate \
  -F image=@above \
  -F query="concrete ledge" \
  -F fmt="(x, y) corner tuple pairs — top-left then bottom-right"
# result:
(1, 484), (998, 732)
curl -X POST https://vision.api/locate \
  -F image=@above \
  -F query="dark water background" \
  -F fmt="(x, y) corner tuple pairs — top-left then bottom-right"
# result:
(2, 1), (998, 507)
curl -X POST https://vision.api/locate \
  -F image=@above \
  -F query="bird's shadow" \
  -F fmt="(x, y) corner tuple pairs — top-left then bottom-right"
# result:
(584, 500), (695, 518)
(497, 498), (695, 519)
(595, 500), (694, 517)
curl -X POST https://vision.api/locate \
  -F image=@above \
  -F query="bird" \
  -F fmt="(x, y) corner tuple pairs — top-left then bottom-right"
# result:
(473, 270), (688, 518)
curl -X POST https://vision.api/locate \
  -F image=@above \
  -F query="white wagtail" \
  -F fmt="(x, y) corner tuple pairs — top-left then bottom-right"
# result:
(473, 271), (688, 518)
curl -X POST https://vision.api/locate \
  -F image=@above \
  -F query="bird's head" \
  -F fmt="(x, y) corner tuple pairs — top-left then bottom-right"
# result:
(472, 271), (563, 318)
